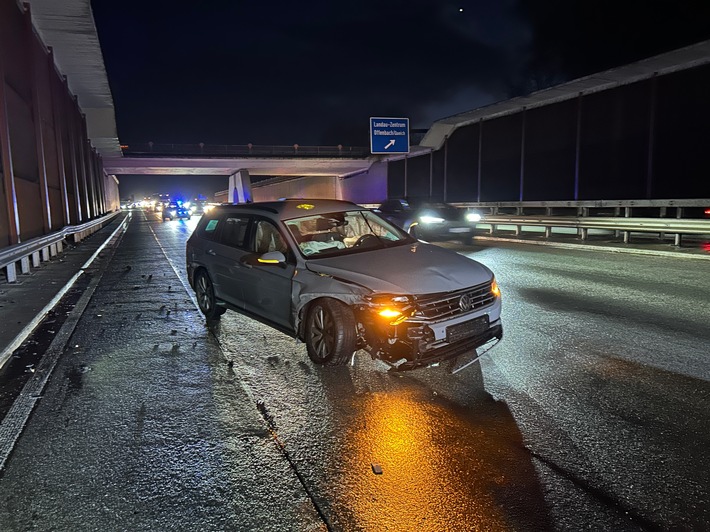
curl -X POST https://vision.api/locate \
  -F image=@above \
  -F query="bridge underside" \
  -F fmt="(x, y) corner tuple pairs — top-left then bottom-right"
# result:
(102, 156), (374, 178)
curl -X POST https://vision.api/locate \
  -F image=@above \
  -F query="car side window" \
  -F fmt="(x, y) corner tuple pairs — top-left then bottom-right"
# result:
(198, 215), (221, 241)
(253, 220), (288, 254)
(219, 216), (251, 249)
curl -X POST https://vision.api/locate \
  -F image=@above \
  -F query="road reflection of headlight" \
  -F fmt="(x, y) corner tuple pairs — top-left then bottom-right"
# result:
(419, 215), (445, 224)
(339, 390), (511, 529)
(466, 212), (482, 222)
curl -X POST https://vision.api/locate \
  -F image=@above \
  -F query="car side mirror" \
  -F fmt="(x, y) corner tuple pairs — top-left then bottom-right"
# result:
(257, 251), (286, 264)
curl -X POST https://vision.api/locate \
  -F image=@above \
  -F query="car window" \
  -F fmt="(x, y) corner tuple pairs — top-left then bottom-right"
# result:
(253, 220), (288, 254)
(380, 199), (409, 212)
(219, 216), (251, 249)
(197, 214), (221, 241)
(284, 209), (410, 257)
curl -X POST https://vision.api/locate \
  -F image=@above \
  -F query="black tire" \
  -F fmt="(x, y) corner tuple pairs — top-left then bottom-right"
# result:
(305, 299), (356, 366)
(194, 270), (226, 320)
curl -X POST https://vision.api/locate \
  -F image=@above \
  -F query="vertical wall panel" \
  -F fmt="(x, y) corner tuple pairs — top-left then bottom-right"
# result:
(446, 123), (479, 202)
(61, 87), (80, 223)
(33, 35), (63, 229)
(405, 154), (431, 200)
(524, 99), (578, 200)
(431, 148), (445, 202)
(480, 113), (522, 201)
(654, 64), (710, 199)
(15, 178), (43, 239)
(578, 81), (651, 200)
(387, 159), (406, 199)
(29, 19), (51, 233)
(49, 54), (70, 226)
(5, 85), (38, 182)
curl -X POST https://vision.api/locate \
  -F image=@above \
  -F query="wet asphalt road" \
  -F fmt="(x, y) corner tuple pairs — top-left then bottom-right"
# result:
(0, 209), (709, 531)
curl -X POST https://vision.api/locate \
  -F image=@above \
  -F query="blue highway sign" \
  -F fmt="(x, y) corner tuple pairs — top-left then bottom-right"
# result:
(370, 117), (409, 154)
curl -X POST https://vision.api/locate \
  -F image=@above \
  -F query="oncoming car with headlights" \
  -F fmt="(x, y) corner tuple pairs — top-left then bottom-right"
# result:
(377, 198), (482, 244)
(186, 199), (502, 371)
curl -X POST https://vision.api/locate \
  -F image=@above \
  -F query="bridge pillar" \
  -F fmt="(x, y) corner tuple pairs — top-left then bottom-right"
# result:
(228, 169), (253, 204)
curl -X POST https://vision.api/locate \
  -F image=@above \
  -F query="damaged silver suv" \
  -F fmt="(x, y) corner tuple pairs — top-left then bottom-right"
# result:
(186, 199), (502, 371)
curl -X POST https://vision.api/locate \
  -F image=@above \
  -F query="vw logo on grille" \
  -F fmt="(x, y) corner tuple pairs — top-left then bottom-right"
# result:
(459, 293), (473, 312)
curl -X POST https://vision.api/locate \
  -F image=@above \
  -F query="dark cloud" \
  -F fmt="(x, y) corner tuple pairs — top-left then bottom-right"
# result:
(92, 0), (710, 148)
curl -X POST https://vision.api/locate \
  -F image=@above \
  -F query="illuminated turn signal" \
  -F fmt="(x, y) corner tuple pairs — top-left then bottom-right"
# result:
(491, 278), (501, 297)
(257, 258), (280, 264)
(378, 308), (411, 325)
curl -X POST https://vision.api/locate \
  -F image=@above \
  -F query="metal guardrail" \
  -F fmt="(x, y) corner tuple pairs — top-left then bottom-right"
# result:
(121, 143), (371, 158)
(453, 199), (710, 208)
(0, 211), (121, 283)
(451, 200), (710, 246)
(476, 215), (710, 244)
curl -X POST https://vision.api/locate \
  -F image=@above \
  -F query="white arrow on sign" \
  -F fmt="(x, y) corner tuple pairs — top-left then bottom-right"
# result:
(384, 139), (395, 149)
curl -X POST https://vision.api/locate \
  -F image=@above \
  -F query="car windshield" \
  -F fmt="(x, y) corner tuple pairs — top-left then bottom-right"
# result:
(284, 209), (411, 257)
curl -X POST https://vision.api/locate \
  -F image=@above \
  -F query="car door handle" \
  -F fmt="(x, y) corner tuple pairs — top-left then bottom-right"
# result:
(206, 249), (216, 256)
(239, 257), (253, 269)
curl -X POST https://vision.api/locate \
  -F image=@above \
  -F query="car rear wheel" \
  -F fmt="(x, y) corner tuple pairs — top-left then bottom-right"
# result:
(195, 271), (226, 320)
(305, 299), (356, 366)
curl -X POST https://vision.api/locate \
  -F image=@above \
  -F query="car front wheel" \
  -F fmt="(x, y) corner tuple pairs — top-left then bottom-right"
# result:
(195, 270), (226, 320)
(409, 224), (420, 240)
(305, 299), (356, 366)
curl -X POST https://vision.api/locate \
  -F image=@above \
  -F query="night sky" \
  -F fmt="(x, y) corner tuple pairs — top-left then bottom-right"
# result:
(90, 0), (710, 198)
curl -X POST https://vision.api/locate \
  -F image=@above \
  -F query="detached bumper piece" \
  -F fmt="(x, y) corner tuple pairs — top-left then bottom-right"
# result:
(388, 323), (503, 372)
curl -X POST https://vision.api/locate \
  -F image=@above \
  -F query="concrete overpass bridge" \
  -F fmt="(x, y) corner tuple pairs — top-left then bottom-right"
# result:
(102, 143), (379, 203)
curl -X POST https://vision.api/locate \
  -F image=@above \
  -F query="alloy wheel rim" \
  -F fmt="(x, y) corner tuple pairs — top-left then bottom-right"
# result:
(197, 275), (212, 311)
(311, 307), (334, 360)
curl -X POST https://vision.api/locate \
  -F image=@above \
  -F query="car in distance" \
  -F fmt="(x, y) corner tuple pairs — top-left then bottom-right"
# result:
(163, 202), (191, 221)
(376, 198), (482, 244)
(186, 199), (502, 371)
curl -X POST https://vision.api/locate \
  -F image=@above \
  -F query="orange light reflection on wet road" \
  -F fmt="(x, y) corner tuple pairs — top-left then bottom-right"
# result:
(333, 388), (534, 531)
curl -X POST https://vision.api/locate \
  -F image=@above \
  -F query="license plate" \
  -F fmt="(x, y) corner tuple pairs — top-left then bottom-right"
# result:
(446, 316), (489, 343)
(449, 227), (472, 233)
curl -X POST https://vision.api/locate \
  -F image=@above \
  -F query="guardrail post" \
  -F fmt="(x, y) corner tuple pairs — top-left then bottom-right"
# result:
(5, 263), (17, 283)
(623, 207), (631, 243)
(41, 247), (50, 262)
(545, 207), (552, 238)
(659, 206), (667, 240)
(20, 256), (30, 274)
(674, 207), (683, 247)
(32, 251), (40, 267)
(515, 206), (522, 235)
(578, 207), (588, 240)
(490, 206), (498, 235)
